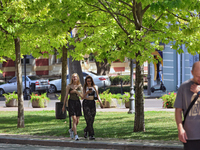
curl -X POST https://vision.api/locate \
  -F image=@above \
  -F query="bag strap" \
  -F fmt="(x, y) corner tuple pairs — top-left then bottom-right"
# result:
(182, 92), (200, 126)
(93, 86), (100, 100)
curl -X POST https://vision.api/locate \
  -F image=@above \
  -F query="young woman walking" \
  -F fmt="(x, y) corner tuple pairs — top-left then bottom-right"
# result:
(82, 75), (103, 140)
(62, 73), (83, 141)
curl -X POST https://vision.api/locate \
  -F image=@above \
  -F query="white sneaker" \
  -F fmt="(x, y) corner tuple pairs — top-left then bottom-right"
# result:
(75, 134), (79, 141)
(68, 129), (74, 139)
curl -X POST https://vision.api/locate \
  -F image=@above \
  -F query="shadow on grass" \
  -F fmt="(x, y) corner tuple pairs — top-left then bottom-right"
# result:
(0, 111), (178, 141)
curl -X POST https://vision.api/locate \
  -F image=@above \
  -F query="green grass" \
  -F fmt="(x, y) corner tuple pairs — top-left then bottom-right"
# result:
(0, 111), (178, 141)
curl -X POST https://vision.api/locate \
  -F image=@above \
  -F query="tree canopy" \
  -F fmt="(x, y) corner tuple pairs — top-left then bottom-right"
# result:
(1, 0), (200, 131)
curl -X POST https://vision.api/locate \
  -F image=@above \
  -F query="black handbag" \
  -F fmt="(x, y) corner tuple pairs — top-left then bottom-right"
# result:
(182, 92), (200, 126)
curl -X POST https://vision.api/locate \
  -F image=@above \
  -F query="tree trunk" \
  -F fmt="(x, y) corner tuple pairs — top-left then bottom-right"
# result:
(61, 46), (67, 103)
(95, 58), (110, 75)
(134, 56), (145, 132)
(15, 37), (24, 128)
(69, 56), (84, 86)
(68, 45), (84, 86)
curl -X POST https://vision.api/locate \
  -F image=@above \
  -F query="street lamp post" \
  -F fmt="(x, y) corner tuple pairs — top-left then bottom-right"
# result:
(23, 55), (28, 100)
(147, 63), (151, 95)
(128, 59), (135, 114)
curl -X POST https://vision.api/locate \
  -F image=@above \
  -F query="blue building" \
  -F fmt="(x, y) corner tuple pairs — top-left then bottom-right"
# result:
(150, 43), (198, 92)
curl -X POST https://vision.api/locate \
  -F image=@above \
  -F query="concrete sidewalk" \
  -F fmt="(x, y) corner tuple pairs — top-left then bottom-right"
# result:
(0, 133), (183, 150)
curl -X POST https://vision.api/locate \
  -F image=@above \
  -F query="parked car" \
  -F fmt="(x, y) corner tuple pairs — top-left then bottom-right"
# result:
(0, 75), (50, 96)
(49, 71), (111, 93)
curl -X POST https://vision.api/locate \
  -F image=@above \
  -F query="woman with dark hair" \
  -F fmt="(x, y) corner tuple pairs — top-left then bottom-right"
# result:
(82, 75), (103, 140)
(62, 73), (83, 141)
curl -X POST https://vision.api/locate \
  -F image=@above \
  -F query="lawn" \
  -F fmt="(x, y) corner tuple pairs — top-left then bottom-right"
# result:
(0, 111), (178, 141)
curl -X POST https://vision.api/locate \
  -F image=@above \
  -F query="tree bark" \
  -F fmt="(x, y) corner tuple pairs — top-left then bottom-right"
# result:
(134, 55), (145, 132)
(68, 45), (84, 86)
(61, 46), (68, 103)
(95, 58), (110, 75)
(69, 56), (84, 86)
(15, 37), (25, 128)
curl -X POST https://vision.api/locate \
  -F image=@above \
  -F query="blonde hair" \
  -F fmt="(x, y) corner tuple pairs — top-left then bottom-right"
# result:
(69, 73), (81, 85)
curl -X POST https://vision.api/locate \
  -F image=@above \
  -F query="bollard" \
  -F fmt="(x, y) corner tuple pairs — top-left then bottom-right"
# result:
(104, 81), (106, 91)
(121, 80), (123, 95)
(46, 89), (48, 97)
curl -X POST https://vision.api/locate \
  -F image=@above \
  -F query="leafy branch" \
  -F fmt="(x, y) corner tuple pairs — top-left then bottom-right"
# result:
(166, 9), (189, 22)
(98, 0), (130, 36)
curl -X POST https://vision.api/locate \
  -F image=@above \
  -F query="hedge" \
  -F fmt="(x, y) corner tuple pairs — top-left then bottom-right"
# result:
(99, 85), (147, 94)
(109, 75), (147, 85)
(109, 75), (130, 85)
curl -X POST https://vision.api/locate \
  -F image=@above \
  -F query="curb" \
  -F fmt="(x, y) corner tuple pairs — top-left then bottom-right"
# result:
(0, 136), (183, 150)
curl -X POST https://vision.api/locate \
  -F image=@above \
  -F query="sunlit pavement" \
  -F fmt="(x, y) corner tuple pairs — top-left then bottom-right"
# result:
(0, 143), (115, 150)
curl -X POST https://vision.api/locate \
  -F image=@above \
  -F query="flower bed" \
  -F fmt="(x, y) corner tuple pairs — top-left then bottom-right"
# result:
(3, 91), (18, 107)
(160, 92), (176, 108)
(30, 93), (50, 108)
(99, 90), (132, 108)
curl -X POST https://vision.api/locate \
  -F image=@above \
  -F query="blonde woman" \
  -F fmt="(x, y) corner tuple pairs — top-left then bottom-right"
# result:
(62, 73), (83, 141)
(82, 75), (103, 140)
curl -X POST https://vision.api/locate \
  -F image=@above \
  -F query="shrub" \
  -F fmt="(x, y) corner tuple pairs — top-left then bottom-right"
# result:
(99, 89), (112, 103)
(30, 93), (50, 108)
(99, 85), (147, 94)
(56, 94), (69, 102)
(121, 92), (131, 103)
(3, 91), (18, 104)
(160, 92), (176, 108)
(109, 75), (130, 85)
(99, 86), (130, 94)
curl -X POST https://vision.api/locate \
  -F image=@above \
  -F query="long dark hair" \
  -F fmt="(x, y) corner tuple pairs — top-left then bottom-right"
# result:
(83, 75), (95, 93)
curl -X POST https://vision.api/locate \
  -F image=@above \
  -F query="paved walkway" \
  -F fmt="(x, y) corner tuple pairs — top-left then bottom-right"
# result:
(0, 90), (182, 150)
(0, 133), (182, 150)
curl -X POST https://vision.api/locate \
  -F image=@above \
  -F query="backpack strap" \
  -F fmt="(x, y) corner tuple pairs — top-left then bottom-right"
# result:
(182, 91), (200, 126)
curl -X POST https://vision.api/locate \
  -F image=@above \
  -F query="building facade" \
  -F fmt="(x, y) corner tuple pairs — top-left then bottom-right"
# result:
(1, 55), (147, 80)
(150, 43), (197, 92)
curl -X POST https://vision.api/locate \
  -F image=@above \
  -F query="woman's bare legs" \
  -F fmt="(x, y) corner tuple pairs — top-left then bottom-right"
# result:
(72, 116), (80, 135)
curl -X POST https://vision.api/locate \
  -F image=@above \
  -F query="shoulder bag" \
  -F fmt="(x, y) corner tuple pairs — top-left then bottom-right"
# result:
(182, 91), (200, 126)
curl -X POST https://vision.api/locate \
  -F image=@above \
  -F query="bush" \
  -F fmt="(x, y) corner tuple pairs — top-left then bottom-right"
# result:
(99, 89), (112, 102)
(109, 75), (148, 85)
(160, 92), (176, 108)
(3, 91), (18, 104)
(99, 85), (148, 94)
(121, 92), (131, 103)
(109, 75), (130, 85)
(30, 93), (50, 108)
(99, 86), (130, 94)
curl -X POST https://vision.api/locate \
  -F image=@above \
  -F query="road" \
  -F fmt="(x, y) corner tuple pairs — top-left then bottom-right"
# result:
(0, 143), (115, 150)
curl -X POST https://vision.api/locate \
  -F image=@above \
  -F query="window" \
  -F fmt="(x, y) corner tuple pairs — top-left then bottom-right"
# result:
(28, 76), (40, 80)
(82, 72), (88, 77)
(9, 77), (17, 83)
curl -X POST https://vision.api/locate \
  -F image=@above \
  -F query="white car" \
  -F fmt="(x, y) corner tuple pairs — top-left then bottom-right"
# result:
(0, 76), (50, 96)
(49, 71), (111, 93)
